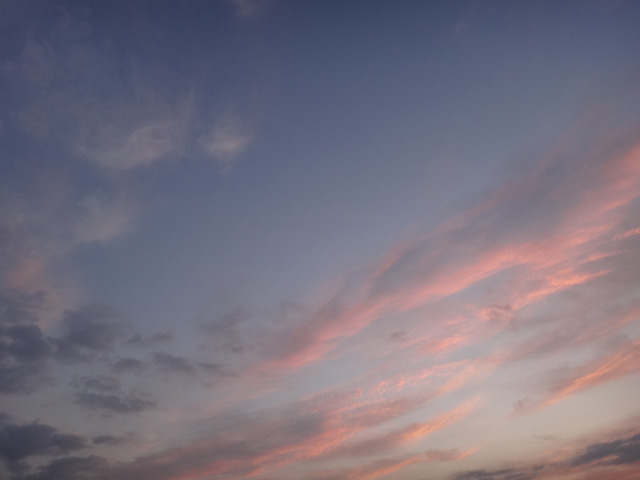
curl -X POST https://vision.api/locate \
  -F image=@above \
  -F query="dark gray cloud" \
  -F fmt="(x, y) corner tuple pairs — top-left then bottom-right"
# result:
(92, 434), (131, 446)
(0, 290), (45, 325)
(1, 324), (51, 363)
(24, 455), (108, 480)
(571, 432), (640, 466)
(0, 323), (52, 394)
(71, 375), (156, 414)
(71, 375), (120, 393)
(197, 308), (249, 355)
(73, 391), (156, 415)
(197, 362), (226, 378)
(0, 409), (323, 480)
(53, 305), (126, 362)
(451, 432), (640, 480)
(389, 331), (407, 342)
(110, 357), (147, 375)
(451, 467), (542, 480)
(2, 408), (325, 480)
(152, 352), (196, 376)
(126, 331), (173, 348)
(0, 416), (87, 473)
(152, 353), (231, 387)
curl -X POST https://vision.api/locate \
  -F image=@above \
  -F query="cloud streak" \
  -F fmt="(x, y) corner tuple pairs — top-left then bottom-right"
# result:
(534, 339), (640, 412)
(1, 3), (639, 480)
(326, 397), (479, 458)
(253, 119), (640, 378)
(201, 113), (253, 169)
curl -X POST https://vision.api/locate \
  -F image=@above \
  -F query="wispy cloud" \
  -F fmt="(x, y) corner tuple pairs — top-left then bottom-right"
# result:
(315, 448), (475, 480)
(0, 1), (264, 333)
(1, 3), (639, 480)
(70, 374), (157, 415)
(201, 112), (253, 169)
(524, 339), (640, 413)
(325, 398), (479, 458)
(38, 387), (455, 480)
(78, 100), (193, 171)
(252, 119), (640, 376)
(227, 0), (269, 20)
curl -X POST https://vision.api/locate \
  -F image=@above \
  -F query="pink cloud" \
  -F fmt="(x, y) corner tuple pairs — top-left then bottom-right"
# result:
(98, 386), (446, 480)
(312, 448), (475, 480)
(614, 226), (640, 240)
(254, 126), (640, 375)
(326, 397), (480, 458)
(541, 338), (640, 409)
(511, 339), (640, 415)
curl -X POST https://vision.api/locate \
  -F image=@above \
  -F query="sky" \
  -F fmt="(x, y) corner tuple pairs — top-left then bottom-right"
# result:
(1, 1), (640, 479)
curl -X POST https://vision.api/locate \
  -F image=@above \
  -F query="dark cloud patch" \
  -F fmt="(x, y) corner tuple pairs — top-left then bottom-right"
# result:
(1, 324), (51, 363)
(389, 331), (407, 342)
(92, 433), (131, 446)
(451, 467), (542, 480)
(198, 308), (249, 355)
(450, 432), (640, 480)
(53, 305), (126, 362)
(0, 324), (52, 394)
(0, 360), (49, 395)
(512, 397), (533, 415)
(25, 455), (108, 480)
(571, 432), (640, 466)
(126, 331), (173, 348)
(73, 392), (156, 415)
(71, 374), (156, 414)
(153, 352), (196, 376)
(0, 416), (87, 473)
(71, 375), (120, 393)
(110, 357), (147, 375)
(197, 362), (227, 380)
(3, 410), (326, 480)
(0, 290), (45, 325)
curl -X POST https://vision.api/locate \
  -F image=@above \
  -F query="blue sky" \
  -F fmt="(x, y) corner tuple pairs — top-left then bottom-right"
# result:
(1, 1), (640, 479)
